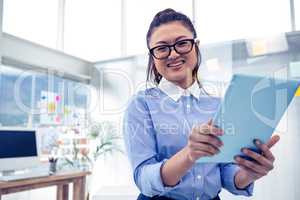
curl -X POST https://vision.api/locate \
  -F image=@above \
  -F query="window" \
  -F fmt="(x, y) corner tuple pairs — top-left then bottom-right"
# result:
(33, 72), (48, 125)
(295, 0), (300, 30)
(34, 75), (89, 127)
(64, 80), (89, 126)
(0, 66), (32, 126)
(64, 0), (122, 61)
(126, 0), (193, 56)
(3, 0), (59, 49)
(72, 82), (89, 109)
(195, 0), (291, 44)
(0, 64), (90, 127)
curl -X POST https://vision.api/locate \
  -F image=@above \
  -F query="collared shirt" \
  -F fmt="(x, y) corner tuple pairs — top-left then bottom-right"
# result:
(123, 78), (254, 200)
(158, 78), (202, 101)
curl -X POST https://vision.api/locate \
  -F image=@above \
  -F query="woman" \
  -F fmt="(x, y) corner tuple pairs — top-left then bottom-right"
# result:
(123, 8), (280, 200)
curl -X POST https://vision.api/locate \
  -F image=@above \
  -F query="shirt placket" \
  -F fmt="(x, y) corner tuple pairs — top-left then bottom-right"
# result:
(194, 163), (204, 200)
(182, 90), (192, 114)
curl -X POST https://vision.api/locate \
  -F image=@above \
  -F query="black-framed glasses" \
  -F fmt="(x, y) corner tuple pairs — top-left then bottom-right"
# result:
(149, 39), (195, 60)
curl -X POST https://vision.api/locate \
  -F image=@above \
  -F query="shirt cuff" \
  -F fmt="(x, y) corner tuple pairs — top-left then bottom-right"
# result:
(222, 165), (254, 196)
(138, 159), (182, 197)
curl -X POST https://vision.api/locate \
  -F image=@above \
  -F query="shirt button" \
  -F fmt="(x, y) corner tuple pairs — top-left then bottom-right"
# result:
(197, 175), (202, 179)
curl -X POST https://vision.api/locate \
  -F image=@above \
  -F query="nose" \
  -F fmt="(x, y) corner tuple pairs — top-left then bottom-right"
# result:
(168, 47), (180, 59)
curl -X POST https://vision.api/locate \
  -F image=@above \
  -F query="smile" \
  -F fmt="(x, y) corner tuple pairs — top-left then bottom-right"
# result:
(167, 60), (185, 68)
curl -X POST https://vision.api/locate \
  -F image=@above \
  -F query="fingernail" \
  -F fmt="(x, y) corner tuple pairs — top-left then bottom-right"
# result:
(256, 140), (261, 145)
(217, 131), (223, 136)
(253, 139), (260, 145)
(234, 156), (240, 161)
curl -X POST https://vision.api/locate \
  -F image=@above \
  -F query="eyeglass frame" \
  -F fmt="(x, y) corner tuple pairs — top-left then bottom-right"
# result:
(149, 38), (196, 60)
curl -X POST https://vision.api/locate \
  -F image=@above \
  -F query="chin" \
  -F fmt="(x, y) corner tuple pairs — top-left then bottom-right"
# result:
(166, 74), (188, 83)
(169, 70), (191, 80)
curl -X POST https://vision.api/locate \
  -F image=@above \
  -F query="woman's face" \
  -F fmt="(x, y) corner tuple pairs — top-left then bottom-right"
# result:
(149, 21), (198, 88)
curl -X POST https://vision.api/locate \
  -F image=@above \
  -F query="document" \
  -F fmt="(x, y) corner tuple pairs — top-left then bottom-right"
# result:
(197, 74), (299, 163)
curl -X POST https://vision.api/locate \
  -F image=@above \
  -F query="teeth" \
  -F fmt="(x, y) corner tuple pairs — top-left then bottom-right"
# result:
(168, 61), (184, 67)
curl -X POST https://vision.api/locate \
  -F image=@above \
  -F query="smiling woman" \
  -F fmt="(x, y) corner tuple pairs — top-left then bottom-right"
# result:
(146, 10), (201, 90)
(123, 8), (281, 200)
(147, 22), (197, 89)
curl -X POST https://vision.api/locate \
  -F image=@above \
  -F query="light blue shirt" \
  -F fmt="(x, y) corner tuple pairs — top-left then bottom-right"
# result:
(123, 78), (254, 200)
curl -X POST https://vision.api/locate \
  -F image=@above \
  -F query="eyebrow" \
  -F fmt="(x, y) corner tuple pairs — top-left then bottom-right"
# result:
(155, 36), (190, 45)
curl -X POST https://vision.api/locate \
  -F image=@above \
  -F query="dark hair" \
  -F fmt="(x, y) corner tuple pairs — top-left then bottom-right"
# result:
(146, 8), (202, 88)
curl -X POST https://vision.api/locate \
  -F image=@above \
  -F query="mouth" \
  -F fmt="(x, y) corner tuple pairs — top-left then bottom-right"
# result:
(167, 60), (185, 68)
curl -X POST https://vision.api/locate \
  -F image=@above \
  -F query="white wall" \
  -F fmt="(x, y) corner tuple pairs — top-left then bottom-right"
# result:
(0, 1), (94, 199)
(0, 33), (92, 82)
(0, 0), (93, 82)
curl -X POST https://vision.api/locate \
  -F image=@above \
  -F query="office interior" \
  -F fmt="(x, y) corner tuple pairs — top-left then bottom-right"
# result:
(0, 0), (299, 200)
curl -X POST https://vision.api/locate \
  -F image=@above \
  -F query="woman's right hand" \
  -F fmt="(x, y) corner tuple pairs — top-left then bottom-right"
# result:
(185, 119), (224, 163)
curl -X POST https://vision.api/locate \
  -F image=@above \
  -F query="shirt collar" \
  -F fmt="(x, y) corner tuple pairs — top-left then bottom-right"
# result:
(158, 78), (201, 101)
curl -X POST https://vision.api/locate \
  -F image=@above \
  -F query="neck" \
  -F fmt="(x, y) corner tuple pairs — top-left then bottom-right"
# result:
(174, 77), (195, 89)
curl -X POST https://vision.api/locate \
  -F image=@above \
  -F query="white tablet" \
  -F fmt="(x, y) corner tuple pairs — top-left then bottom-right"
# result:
(197, 74), (299, 163)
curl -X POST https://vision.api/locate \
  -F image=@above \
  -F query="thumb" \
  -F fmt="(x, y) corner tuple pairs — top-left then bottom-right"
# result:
(207, 119), (213, 126)
(266, 135), (280, 148)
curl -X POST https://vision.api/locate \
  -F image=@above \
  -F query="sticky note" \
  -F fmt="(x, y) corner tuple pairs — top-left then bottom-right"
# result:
(296, 87), (300, 97)
(247, 34), (288, 57)
(252, 40), (267, 56)
(48, 103), (56, 113)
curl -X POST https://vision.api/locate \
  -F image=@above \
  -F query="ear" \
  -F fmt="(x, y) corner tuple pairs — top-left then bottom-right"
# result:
(196, 39), (200, 46)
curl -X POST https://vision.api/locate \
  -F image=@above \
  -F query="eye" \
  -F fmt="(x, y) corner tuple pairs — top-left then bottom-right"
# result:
(155, 46), (169, 52)
(176, 40), (190, 47)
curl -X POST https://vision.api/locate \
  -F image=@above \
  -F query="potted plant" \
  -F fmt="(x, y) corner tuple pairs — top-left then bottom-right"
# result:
(84, 120), (123, 168)
(58, 121), (123, 200)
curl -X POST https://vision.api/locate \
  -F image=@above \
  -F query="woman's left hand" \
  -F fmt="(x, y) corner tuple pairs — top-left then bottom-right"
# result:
(234, 135), (280, 189)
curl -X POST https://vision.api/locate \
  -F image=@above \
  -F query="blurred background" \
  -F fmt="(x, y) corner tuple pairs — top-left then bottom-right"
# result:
(0, 0), (299, 199)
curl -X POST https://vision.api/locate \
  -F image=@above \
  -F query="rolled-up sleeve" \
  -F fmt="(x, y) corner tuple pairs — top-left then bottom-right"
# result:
(219, 163), (254, 196)
(123, 92), (175, 197)
(136, 158), (179, 196)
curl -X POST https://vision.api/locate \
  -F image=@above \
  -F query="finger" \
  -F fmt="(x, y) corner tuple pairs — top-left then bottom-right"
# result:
(207, 118), (213, 126)
(254, 140), (275, 162)
(209, 126), (224, 136)
(266, 135), (280, 148)
(190, 141), (220, 155)
(190, 142), (220, 155)
(208, 119), (222, 130)
(201, 134), (224, 149)
(190, 133), (223, 148)
(193, 121), (224, 136)
(237, 164), (261, 179)
(199, 124), (223, 136)
(241, 148), (273, 170)
(234, 156), (268, 176)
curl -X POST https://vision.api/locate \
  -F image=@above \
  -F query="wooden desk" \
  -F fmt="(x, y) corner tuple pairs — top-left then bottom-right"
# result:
(0, 171), (90, 200)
